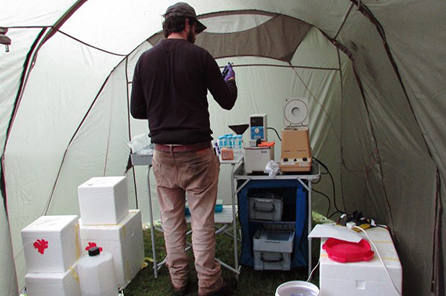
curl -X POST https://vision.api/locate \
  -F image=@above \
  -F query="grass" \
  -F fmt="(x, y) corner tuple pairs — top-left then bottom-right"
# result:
(123, 221), (321, 296)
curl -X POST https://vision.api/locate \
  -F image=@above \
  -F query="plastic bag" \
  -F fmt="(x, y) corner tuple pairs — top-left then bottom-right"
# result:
(128, 133), (153, 155)
(265, 160), (280, 178)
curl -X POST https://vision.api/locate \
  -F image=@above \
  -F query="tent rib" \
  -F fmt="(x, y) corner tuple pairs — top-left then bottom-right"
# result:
(349, 2), (443, 292)
(41, 0), (88, 45)
(3, 0), (88, 215)
(58, 30), (127, 57)
(124, 57), (140, 209)
(337, 47), (346, 213)
(44, 74), (112, 215)
(199, 9), (279, 20)
(350, 0), (432, 157)
(1, 27), (48, 216)
(350, 62), (395, 232)
(334, 3), (355, 40)
(287, 62), (342, 145)
(102, 87), (114, 177)
(432, 170), (444, 295)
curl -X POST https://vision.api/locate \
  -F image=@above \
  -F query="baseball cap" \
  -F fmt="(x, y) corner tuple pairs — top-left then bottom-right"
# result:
(164, 2), (207, 34)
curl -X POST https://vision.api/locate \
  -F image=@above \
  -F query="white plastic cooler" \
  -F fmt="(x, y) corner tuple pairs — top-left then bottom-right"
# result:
(79, 209), (145, 288)
(21, 215), (80, 273)
(77, 176), (128, 225)
(319, 227), (403, 296)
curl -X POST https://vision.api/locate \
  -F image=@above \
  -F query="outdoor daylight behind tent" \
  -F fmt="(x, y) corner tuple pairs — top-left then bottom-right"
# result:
(1, 1), (445, 295)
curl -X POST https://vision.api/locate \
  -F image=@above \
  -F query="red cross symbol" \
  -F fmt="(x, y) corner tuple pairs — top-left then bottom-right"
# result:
(33, 239), (49, 255)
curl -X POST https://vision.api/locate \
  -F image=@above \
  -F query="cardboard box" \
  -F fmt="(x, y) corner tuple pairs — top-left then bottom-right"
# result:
(78, 176), (128, 225)
(21, 215), (80, 273)
(79, 210), (145, 288)
(320, 227), (403, 296)
(25, 264), (81, 296)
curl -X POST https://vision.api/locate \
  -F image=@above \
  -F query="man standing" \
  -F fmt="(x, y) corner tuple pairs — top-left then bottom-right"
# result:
(130, 3), (237, 296)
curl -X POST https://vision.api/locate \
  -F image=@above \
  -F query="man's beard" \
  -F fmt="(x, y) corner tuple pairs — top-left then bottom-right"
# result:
(187, 30), (196, 44)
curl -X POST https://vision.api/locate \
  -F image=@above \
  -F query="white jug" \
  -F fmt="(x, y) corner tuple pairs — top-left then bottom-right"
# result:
(77, 246), (118, 296)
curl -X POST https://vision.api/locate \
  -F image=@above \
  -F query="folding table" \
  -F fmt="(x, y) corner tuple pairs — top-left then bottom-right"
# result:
(131, 152), (243, 278)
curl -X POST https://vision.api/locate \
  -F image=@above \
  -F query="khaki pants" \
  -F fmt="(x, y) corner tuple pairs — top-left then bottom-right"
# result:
(153, 147), (223, 295)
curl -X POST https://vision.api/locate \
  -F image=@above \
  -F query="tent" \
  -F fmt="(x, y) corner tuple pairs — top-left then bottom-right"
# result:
(1, 0), (445, 295)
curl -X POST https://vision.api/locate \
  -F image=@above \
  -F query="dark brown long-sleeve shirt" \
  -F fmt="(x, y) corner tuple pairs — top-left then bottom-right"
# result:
(130, 39), (237, 144)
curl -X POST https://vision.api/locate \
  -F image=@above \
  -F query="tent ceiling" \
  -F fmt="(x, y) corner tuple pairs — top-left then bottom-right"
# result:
(1, 1), (445, 296)
(149, 14), (311, 62)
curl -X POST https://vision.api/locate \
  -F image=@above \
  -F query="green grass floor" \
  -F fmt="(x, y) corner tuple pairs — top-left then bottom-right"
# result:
(123, 222), (321, 296)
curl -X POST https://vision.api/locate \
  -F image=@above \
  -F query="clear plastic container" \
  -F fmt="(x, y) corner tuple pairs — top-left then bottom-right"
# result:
(218, 136), (225, 149)
(231, 135), (237, 151)
(236, 135), (243, 155)
(77, 247), (118, 296)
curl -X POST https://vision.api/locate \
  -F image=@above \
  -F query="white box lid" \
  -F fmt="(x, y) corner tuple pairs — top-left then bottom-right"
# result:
(21, 215), (79, 238)
(78, 176), (126, 192)
(25, 262), (78, 283)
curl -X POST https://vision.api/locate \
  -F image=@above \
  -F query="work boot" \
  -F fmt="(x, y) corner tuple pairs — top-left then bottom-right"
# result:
(198, 278), (237, 296)
(173, 281), (190, 296)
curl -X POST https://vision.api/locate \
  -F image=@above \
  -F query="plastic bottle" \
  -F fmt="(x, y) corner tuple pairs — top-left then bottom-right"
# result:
(218, 136), (225, 149)
(77, 247), (118, 296)
(231, 135), (237, 152)
(225, 134), (232, 149)
(221, 135), (227, 149)
(237, 135), (243, 155)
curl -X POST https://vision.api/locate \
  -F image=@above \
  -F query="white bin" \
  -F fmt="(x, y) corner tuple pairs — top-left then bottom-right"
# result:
(276, 281), (319, 296)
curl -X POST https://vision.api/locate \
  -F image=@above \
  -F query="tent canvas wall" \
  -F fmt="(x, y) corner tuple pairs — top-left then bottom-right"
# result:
(1, 1), (445, 295)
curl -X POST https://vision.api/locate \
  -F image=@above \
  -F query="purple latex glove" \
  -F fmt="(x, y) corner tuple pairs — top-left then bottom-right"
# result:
(223, 63), (235, 82)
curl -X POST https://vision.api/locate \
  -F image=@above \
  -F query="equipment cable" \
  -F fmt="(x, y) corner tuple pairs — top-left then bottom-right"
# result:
(307, 259), (320, 282)
(353, 226), (402, 296)
(267, 127), (281, 141)
(312, 188), (331, 217)
(313, 157), (343, 218)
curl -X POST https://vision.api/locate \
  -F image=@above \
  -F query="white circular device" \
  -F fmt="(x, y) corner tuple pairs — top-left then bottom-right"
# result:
(283, 98), (309, 126)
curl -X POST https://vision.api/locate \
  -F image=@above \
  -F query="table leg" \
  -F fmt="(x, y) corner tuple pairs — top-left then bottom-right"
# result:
(296, 178), (312, 276)
(308, 181), (312, 276)
(230, 164), (239, 279)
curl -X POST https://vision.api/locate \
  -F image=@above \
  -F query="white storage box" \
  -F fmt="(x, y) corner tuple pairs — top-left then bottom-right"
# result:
(249, 195), (283, 221)
(79, 210), (145, 288)
(320, 227), (403, 296)
(25, 263), (81, 296)
(21, 215), (80, 273)
(253, 228), (294, 271)
(78, 176), (128, 225)
(131, 153), (152, 166)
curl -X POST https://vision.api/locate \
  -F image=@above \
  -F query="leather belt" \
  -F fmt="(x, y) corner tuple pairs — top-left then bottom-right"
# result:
(154, 142), (211, 153)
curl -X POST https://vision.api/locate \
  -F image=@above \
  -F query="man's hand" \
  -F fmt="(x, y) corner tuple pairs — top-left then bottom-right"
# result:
(223, 63), (235, 82)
